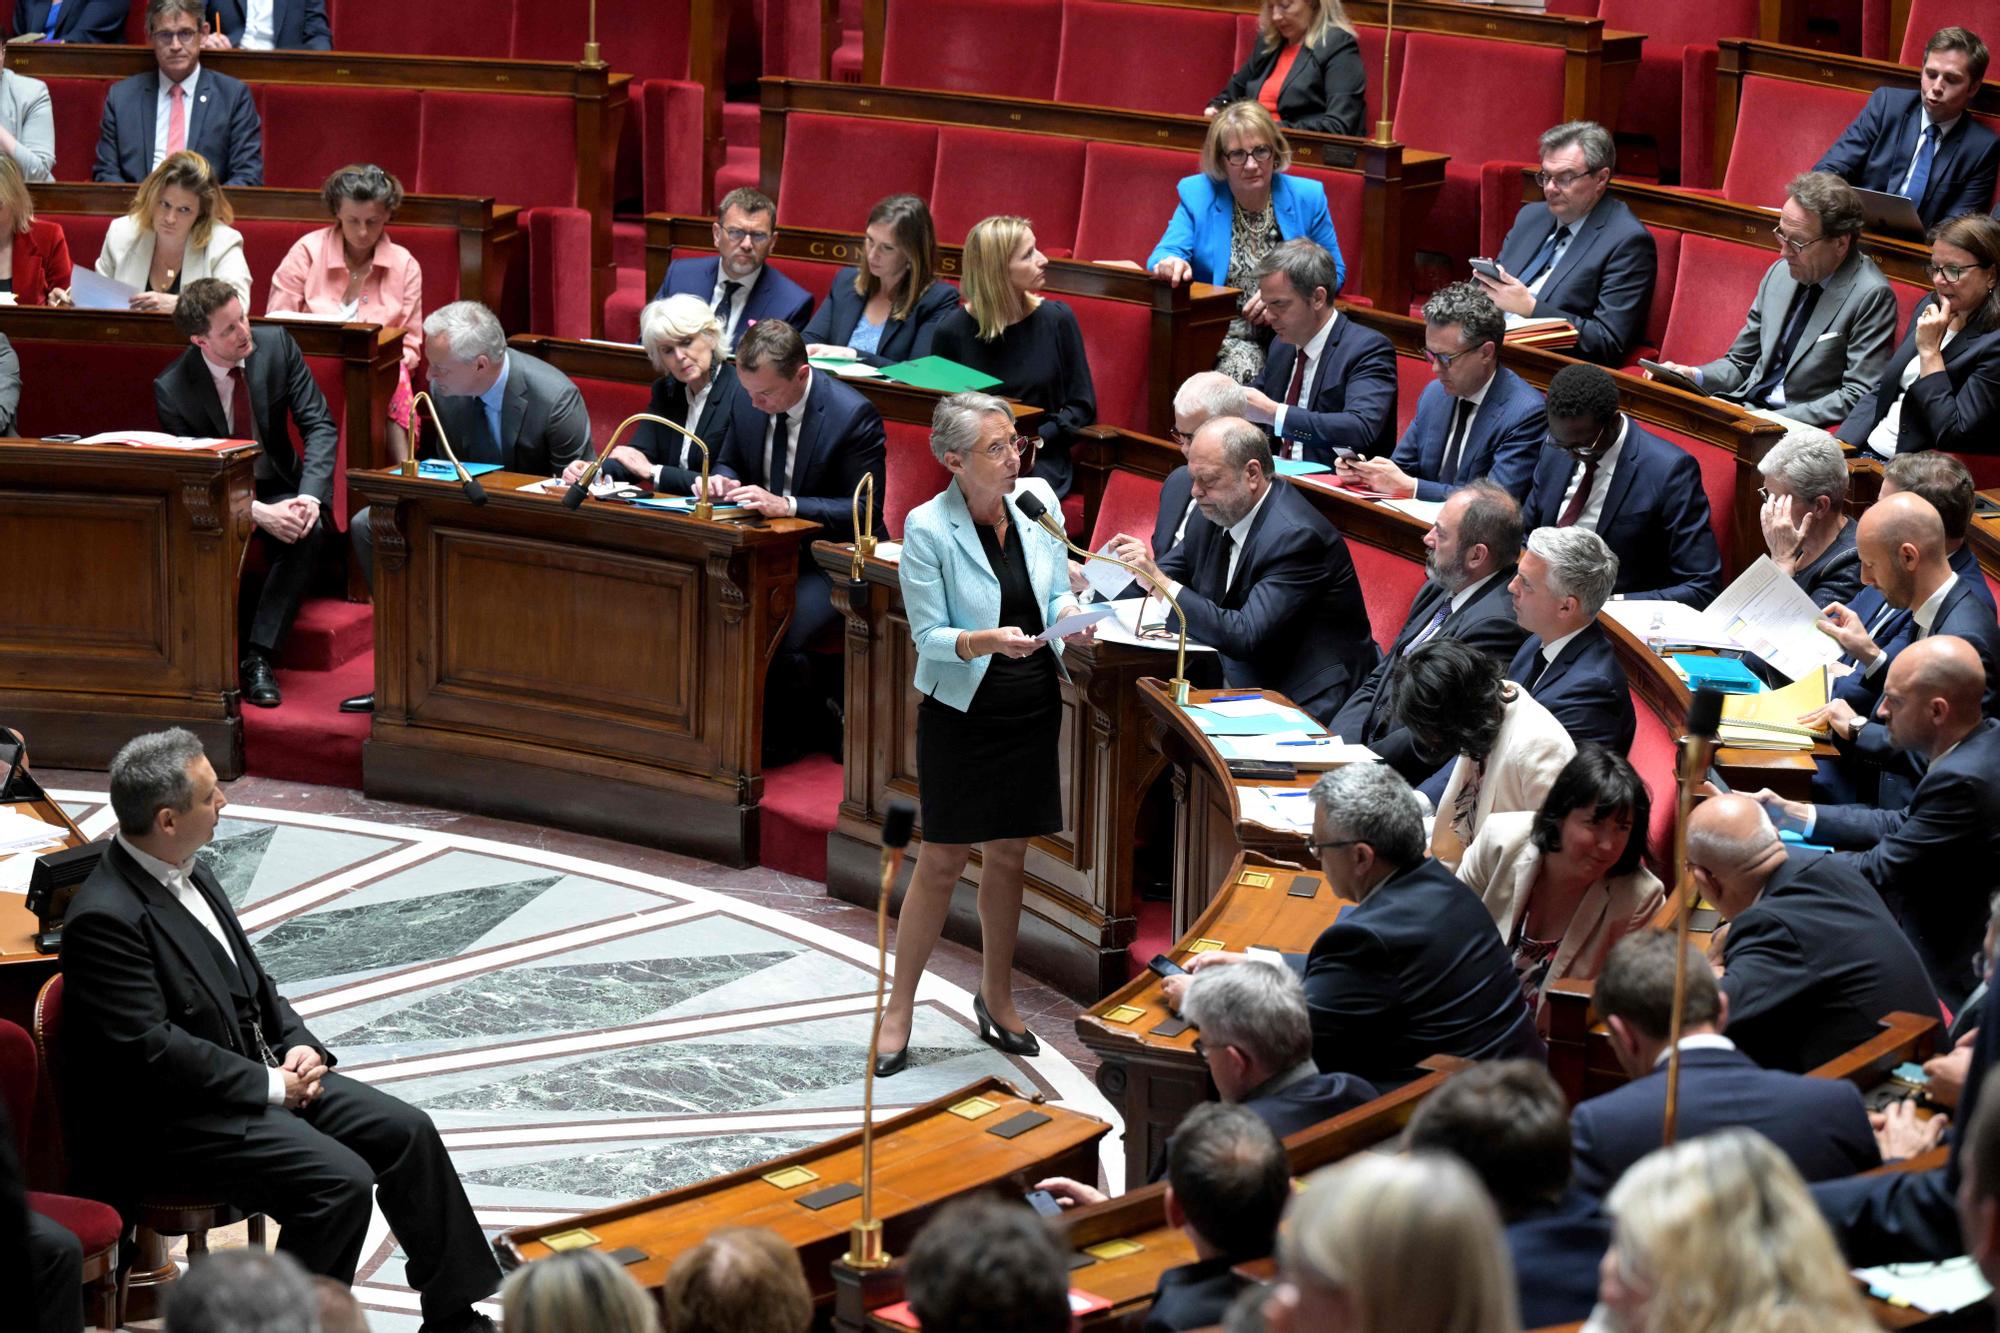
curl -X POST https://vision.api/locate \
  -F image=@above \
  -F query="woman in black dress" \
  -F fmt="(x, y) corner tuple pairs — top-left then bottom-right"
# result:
(874, 392), (1092, 1075)
(930, 215), (1097, 498)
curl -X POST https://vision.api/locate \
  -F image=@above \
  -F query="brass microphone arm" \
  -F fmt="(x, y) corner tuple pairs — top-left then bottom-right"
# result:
(1024, 504), (1192, 705)
(849, 473), (877, 581)
(569, 412), (715, 521)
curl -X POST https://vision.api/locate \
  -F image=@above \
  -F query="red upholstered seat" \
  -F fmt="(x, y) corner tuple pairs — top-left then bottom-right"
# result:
(1631, 225), (1682, 367)
(417, 93), (577, 205)
(42, 77), (107, 184)
(1890, 279), (1930, 335)
(259, 87), (423, 191)
(1063, 292), (1151, 433)
(511, 0), (688, 76)
(1346, 535), (1429, 654)
(1054, 0), (1235, 116)
(769, 255), (844, 307)
(932, 128), (1087, 255)
(26, 1191), (122, 1253)
(1289, 163), (1368, 297)
(234, 219), (314, 314)
(885, 421), (949, 537)
(639, 79), (709, 216)
(329, 0), (510, 55)
(1393, 353), (1428, 433)
(1089, 468), (1165, 551)
(1656, 235), (1772, 370)
(883, 0), (1061, 99)
(1629, 686), (1678, 869)
(1986, 569), (2000, 608)
(13, 340), (178, 437)
(529, 207), (594, 340)
(1597, 0), (1757, 181)
(1351, 25), (1407, 133)
(1720, 77), (1866, 211)
(566, 375), (654, 452)
(1649, 422), (1737, 574)
(1952, 455), (2000, 491)
(1394, 33), (1565, 266)
(1074, 142), (1191, 265)
(0, 1017), (33, 1153)
(1890, 0), (2000, 62)
(298, 353), (353, 526)
(774, 115), (937, 232)
(39, 213), (111, 276)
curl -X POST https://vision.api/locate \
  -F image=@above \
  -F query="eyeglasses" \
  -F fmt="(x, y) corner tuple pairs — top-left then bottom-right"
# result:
(1222, 145), (1275, 167)
(1168, 427), (1194, 447)
(1304, 837), (1363, 858)
(1928, 260), (1992, 282)
(1423, 343), (1484, 369)
(1771, 227), (1832, 255)
(1534, 169), (1600, 190)
(153, 26), (201, 45)
(977, 436), (1037, 463)
(1551, 424), (1610, 458)
(719, 227), (772, 246)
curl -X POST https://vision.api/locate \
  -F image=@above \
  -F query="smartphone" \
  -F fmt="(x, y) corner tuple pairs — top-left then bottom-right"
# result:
(1147, 953), (1188, 978)
(1024, 1189), (1065, 1218)
(40, 434), (81, 443)
(1469, 257), (1504, 283)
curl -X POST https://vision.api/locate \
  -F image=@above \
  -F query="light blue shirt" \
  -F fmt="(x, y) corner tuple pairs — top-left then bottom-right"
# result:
(849, 316), (885, 357)
(477, 352), (512, 451)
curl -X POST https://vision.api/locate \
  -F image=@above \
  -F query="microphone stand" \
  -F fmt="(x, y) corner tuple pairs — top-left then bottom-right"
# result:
(409, 391), (487, 506)
(1374, 0), (1395, 144)
(1662, 686), (1724, 1146)
(561, 412), (715, 521)
(849, 473), (877, 582)
(847, 799), (915, 1272)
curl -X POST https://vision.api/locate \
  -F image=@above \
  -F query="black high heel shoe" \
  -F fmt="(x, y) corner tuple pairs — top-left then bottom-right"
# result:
(874, 1045), (909, 1078)
(973, 993), (1040, 1057)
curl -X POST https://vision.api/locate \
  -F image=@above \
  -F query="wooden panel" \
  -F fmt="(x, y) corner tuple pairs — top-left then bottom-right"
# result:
(0, 494), (165, 664)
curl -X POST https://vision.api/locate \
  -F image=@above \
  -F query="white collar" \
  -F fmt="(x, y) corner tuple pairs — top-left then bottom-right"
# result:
(1299, 309), (1338, 363)
(1449, 569), (1500, 613)
(776, 370), (812, 426)
(1912, 570), (1958, 632)
(1224, 480), (1275, 548)
(1920, 105), (1963, 140)
(1650, 1032), (1735, 1068)
(115, 831), (197, 886)
(1538, 625), (1587, 664)
(1456, 367), (1497, 410)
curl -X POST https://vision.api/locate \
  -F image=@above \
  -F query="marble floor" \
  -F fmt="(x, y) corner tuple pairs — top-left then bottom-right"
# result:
(34, 770), (1112, 1331)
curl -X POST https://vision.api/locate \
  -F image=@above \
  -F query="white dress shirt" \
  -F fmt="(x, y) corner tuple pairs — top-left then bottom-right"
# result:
(239, 0), (277, 49)
(1556, 416), (1630, 532)
(1650, 1032), (1736, 1067)
(151, 67), (200, 173)
(651, 378), (712, 486)
(1526, 225), (1578, 298)
(1166, 481), (1272, 602)
(1450, 570), (1501, 614)
(202, 350), (252, 437)
(1536, 625), (1586, 671)
(1272, 310), (1338, 451)
(1867, 323), (1958, 459)
(761, 372), (812, 517)
(712, 265), (761, 346)
(1903, 107), (1961, 194)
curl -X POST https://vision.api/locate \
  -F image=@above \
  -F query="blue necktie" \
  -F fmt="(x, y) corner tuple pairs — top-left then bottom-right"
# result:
(1905, 123), (1941, 204)
(42, 0), (62, 32)
(1408, 596), (1452, 649)
(1513, 225), (1571, 287)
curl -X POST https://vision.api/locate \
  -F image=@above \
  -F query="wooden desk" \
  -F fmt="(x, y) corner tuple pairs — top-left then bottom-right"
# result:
(349, 467), (815, 867)
(494, 1076), (1107, 1308)
(1968, 490), (2000, 583)
(0, 439), (257, 777)
(0, 774), (85, 1034)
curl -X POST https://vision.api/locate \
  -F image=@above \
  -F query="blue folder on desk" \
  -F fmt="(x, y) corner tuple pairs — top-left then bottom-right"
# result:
(416, 460), (502, 479)
(1670, 654), (1762, 694)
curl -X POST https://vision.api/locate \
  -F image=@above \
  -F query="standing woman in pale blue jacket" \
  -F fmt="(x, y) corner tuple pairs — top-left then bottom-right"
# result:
(873, 391), (1091, 1077)
(1148, 100), (1344, 382)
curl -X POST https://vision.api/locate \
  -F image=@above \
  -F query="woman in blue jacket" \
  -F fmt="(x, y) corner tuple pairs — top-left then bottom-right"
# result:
(1148, 100), (1345, 381)
(802, 192), (958, 367)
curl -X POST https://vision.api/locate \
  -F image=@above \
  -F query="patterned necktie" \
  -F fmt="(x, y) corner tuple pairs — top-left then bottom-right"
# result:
(1408, 595), (1452, 650)
(1515, 225), (1571, 287)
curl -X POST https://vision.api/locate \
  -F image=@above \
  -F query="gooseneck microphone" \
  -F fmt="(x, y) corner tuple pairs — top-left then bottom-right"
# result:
(409, 391), (487, 506)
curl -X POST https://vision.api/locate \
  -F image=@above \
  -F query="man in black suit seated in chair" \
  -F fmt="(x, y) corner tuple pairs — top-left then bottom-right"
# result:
(1506, 524), (1636, 753)
(59, 729), (501, 1332)
(156, 278), (336, 712)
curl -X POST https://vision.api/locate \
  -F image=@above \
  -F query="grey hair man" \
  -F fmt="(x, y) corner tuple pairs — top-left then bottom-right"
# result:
(1753, 433), (1861, 606)
(163, 1249), (318, 1333)
(1504, 525), (1634, 752)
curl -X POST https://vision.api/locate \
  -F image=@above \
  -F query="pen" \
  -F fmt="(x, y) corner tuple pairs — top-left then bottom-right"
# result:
(1276, 738), (1329, 746)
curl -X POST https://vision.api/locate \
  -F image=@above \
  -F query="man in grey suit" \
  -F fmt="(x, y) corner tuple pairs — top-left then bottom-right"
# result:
(0, 48), (54, 182)
(343, 300), (593, 713)
(1654, 172), (1897, 428)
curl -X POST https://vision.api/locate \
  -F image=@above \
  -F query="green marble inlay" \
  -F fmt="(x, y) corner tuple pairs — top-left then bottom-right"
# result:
(196, 825), (275, 907)
(253, 876), (558, 984)
(463, 1132), (829, 1204)
(335, 951), (799, 1047)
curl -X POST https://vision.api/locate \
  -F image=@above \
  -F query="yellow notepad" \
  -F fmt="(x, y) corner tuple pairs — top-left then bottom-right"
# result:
(1718, 668), (1829, 749)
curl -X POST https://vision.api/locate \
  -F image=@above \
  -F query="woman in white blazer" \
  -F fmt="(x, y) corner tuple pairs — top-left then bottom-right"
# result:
(1459, 746), (1664, 1021)
(873, 391), (1090, 1077)
(1393, 638), (1576, 870)
(94, 149), (250, 314)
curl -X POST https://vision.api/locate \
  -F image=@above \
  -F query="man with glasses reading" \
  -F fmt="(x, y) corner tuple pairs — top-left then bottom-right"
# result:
(1651, 173), (1897, 427)
(1478, 121), (1654, 367)
(653, 186), (812, 351)
(93, 0), (262, 185)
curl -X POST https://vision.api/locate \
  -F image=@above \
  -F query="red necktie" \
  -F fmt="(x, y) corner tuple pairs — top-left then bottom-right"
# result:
(166, 83), (187, 157)
(228, 366), (257, 441)
(1556, 457), (1598, 527)
(1285, 349), (1308, 406)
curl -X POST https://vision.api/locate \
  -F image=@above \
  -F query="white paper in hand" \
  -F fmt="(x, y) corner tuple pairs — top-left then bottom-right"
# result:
(1080, 542), (1134, 601)
(69, 268), (141, 310)
(1036, 603), (1116, 643)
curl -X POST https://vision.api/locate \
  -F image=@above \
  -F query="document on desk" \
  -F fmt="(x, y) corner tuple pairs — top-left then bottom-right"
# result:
(1239, 786), (1316, 832)
(1093, 598), (1217, 652)
(1182, 699), (1322, 735)
(1378, 497), (1445, 525)
(1855, 1257), (1991, 1314)
(74, 430), (231, 450)
(1704, 555), (1842, 681)
(1601, 598), (1740, 651)
(0, 809), (65, 854)
(1035, 604), (1116, 643)
(69, 267), (141, 310)
(1212, 735), (1377, 768)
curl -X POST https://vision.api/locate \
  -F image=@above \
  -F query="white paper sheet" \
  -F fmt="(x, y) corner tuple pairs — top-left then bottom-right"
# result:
(1092, 598), (1217, 653)
(1239, 786), (1316, 832)
(1601, 599), (1740, 651)
(1703, 554), (1843, 681)
(1855, 1257), (1991, 1314)
(74, 430), (226, 449)
(1035, 603), (1116, 644)
(1378, 497), (1445, 525)
(1079, 544), (1135, 601)
(68, 267), (140, 310)
(1212, 735), (1378, 768)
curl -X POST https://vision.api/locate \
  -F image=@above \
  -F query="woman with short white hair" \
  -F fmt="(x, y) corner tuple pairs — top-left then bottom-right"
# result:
(1756, 432), (1859, 607)
(562, 294), (736, 493)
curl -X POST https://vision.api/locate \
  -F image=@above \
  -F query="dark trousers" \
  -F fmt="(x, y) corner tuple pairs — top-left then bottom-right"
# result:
(145, 1073), (499, 1322)
(28, 1210), (83, 1333)
(244, 479), (329, 659)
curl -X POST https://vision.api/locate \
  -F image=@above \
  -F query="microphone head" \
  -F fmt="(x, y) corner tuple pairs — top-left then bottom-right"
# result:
(561, 481), (589, 510)
(881, 799), (916, 850)
(1013, 490), (1048, 521)
(461, 475), (489, 507)
(1685, 686), (1724, 740)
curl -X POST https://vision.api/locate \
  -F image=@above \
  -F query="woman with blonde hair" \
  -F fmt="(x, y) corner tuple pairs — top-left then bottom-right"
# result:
(93, 149), (249, 313)
(0, 153), (71, 305)
(1265, 1152), (1520, 1333)
(1597, 1129), (1875, 1332)
(1207, 0), (1366, 137)
(929, 214), (1096, 497)
(501, 1248), (661, 1333)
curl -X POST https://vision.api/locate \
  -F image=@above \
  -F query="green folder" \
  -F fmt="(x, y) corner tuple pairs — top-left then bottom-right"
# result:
(875, 356), (1003, 393)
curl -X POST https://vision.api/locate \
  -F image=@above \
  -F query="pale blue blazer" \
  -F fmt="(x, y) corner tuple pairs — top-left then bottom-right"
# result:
(901, 475), (1074, 712)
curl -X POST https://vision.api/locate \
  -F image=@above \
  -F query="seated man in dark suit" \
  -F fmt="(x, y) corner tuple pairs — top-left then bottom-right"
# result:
(1815, 26), (2000, 233)
(1651, 172), (1898, 427)
(344, 299), (592, 713)
(1570, 930), (1881, 1198)
(199, 0), (331, 49)
(1688, 794), (1941, 1073)
(1109, 416), (1379, 724)
(93, 0), (263, 186)
(714, 318), (885, 757)
(155, 279), (336, 712)
(1478, 120), (1655, 366)
(1758, 635), (2000, 1009)
(12, 0), (127, 41)
(653, 187), (812, 352)
(1238, 239), (1396, 466)
(1329, 480), (1527, 779)
(60, 729), (500, 1332)
(1339, 281), (1546, 502)
(1168, 763), (1544, 1088)
(1522, 363), (1723, 606)
(1405, 1060), (1609, 1329)
(1507, 525), (1636, 752)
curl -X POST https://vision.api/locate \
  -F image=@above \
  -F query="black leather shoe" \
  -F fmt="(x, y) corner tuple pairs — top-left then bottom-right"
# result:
(874, 1045), (909, 1078)
(240, 655), (281, 708)
(973, 993), (1040, 1057)
(419, 1312), (495, 1333)
(338, 692), (375, 714)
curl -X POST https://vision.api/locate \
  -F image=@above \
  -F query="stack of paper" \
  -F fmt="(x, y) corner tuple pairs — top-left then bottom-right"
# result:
(1182, 698), (1323, 736)
(0, 809), (65, 855)
(1093, 598), (1216, 653)
(1239, 786), (1316, 833)
(1601, 557), (1843, 682)
(1212, 735), (1377, 769)
(1718, 669), (1829, 750)
(1855, 1257), (1991, 1315)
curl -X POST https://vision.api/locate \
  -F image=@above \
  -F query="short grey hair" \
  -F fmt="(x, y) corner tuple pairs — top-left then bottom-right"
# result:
(1181, 960), (1312, 1072)
(1539, 120), (1615, 175)
(1310, 763), (1425, 866)
(1421, 281), (1505, 351)
(1758, 433), (1849, 508)
(1524, 525), (1619, 617)
(162, 1249), (317, 1333)
(1173, 371), (1248, 425)
(109, 728), (206, 837)
(1686, 803), (1780, 875)
(1455, 479), (1524, 564)
(930, 391), (1012, 466)
(1205, 415), (1274, 475)
(1253, 238), (1342, 303)
(638, 294), (723, 371)
(423, 300), (507, 364)
(1787, 171), (1864, 241)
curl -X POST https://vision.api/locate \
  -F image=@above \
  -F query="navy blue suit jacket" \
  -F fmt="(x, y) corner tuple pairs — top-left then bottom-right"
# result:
(13, 0), (125, 40)
(1253, 315), (1397, 466)
(1494, 193), (1656, 366)
(605, 365), (740, 495)
(1156, 478), (1379, 723)
(1720, 854), (1941, 1074)
(1816, 88), (2000, 232)
(1388, 366), (1545, 501)
(1508, 1191), (1611, 1329)
(654, 256), (814, 332)
(800, 271), (956, 367)
(1521, 422), (1723, 606)
(1241, 1068), (1379, 1141)
(1508, 623), (1636, 753)
(717, 369), (884, 542)
(203, 0), (329, 48)
(1329, 570), (1526, 780)
(1141, 1258), (1245, 1333)
(94, 68), (263, 186)
(1286, 857), (1544, 1088)
(1837, 295), (2000, 459)
(1151, 465), (1195, 560)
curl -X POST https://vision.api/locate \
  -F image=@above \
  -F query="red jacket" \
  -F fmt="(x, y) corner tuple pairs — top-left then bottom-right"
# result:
(11, 216), (71, 306)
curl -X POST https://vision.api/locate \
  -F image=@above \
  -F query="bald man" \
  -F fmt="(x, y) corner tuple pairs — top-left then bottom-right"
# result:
(1758, 636), (2000, 1006)
(1689, 795), (1939, 1074)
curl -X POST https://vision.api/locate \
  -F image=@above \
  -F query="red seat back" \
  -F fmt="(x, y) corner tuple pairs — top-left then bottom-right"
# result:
(1629, 686), (1678, 868)
(12, 339), (178, 437)
(1598, 0), (1757, 177)
(1951, 454), (2000, 491)
(1649, 422), (1737, 573)
(1637, 225), (1682, 363)
(260, 86), (424, 191)
(43, 77), (108, 184)
(417, 92), (577, 207)
(564, 373), (655, 450)
(234, 219), (317, 314)
(1055, 0), (1234, 115)
(1721, 77), (1866, 210)
(1891, 279), (1929, 335)
(1074, 141), (1193, 265)
(886, 422), (950, 537)
(775, 114), (938, 231)
(0, 1018), (33, 1162)
(883, 0), (1061, 100)
(1089, 468), (1166, 551)
(1346, 532), (1429, 654)
(39, 212), (112, 275)
(767, 255), (845, 307)
(511, 0), (689, 78)
(932, 128), (1086, 255)
(1900, 0), (2000, 64)
(1063, 292), (1151, 433)
(1352, 25), (1407, 133)
(1657, 234), (1771, 369)
(1289, 162), (1368, 298)
(1393, 352), (1429, 433)
(330, 0), (511, 55)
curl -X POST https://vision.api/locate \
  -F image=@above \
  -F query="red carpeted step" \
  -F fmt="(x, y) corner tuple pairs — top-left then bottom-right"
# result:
(1127, 899), (1174, 981)
(278, 597), (374, 673)
(241, 652), (372, 789)
(722, 100), (758, 150)
(760, 754), (842, 882)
